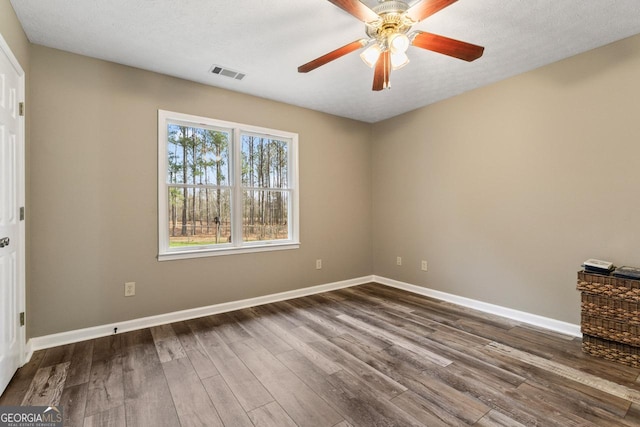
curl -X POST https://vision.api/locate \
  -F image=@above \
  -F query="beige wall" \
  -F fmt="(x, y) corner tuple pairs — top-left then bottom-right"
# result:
(0, 0), (29, 68)
(28, 45), (372, 337)
(372, 34), (640, 324)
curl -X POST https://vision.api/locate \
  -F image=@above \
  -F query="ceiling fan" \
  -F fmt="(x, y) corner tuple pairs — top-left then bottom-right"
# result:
(298, 0), (484, 91)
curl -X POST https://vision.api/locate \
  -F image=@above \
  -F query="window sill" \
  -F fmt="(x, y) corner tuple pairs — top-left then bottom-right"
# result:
(157, 242), (300, 262)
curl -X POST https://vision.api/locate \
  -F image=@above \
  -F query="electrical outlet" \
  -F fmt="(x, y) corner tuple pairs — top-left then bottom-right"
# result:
(124, 282), (136, 297)
(316, 259), (322, 269)
(421, 260), (428, 271)
(396, 256), (402, 266)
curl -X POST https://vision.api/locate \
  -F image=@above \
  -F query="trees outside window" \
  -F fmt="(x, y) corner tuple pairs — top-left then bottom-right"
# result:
(158, 110), (299, 260)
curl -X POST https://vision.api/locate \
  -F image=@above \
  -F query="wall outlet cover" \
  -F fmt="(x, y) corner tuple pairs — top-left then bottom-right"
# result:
(125, 282), (136, 297)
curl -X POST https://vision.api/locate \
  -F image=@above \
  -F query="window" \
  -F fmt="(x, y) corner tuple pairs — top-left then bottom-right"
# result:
(158, 110), (299, 260)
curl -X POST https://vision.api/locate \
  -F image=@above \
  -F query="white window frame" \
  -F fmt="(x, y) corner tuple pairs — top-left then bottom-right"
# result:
(158, 110), (299, 261)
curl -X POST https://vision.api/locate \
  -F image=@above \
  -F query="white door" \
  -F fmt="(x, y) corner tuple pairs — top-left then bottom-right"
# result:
(0, 34), (25, 395)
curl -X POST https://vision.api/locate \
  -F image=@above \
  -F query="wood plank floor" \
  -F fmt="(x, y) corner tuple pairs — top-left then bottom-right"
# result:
(2, 283), (640, 426)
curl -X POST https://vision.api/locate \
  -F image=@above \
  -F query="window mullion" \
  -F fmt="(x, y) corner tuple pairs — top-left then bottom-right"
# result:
(231, 128), (243, 247)
(289, 136), (299, 245)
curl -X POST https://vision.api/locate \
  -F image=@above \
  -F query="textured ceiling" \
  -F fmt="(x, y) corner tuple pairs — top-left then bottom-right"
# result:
(10, 0), (640, 123)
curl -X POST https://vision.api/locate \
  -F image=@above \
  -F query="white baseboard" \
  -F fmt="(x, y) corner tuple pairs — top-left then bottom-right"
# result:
(26, 275), (375, 354)
(23, 339), (34, 365)
(25, 273), (581, 357)
(373, 275), (581, 337)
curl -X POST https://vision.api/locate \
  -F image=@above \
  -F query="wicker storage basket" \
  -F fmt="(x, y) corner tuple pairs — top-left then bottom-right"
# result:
(577, 271), (640, 302)
(581, 314), (640, 346)
(582, 334), (640, 368)
(577, 271), (640, 365)
(580, 293), (640, 324)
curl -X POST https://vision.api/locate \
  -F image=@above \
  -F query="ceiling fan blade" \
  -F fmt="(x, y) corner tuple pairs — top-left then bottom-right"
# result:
(372, 50), (390, 91)
(412, 31), (484, 61)
(298, 39), (367, 73)
(406, 0), (458, 22)
(327, 0), (379, 23)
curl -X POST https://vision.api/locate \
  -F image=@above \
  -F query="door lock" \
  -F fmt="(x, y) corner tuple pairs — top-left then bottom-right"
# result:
(0, 237), (9, 248)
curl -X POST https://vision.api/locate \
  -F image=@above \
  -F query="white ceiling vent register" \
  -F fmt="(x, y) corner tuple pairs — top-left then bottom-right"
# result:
(210, 65), (245, 81)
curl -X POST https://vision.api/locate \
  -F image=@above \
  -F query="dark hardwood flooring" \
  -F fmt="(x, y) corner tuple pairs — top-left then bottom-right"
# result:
(2, 283), (640, 426)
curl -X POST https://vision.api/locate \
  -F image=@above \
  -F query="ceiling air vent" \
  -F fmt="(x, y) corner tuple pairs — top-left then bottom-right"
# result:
(210, 65), (245, 81)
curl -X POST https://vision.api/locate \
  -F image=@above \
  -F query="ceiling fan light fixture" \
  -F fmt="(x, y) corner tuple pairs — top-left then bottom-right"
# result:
(388, 33), (410, 54)
(360, 43), (382, 68)
(390, 51), (409, 70)
(297, 0), (485, 92)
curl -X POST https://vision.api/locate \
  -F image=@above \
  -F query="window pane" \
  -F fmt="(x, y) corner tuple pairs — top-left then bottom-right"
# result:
(167, 124), (230, 186)
(241, 135), (288, 188)
(168, 186), (231, 247)
(242, 190), (289, 242)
